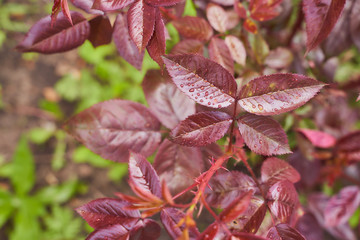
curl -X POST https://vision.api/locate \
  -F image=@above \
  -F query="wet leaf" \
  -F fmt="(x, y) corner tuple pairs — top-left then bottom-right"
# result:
(142, 70), (195, 129)
(303, 0), (346, 53)
(208, 37), (234, 74)
(76, 198), (140, 229)
(64, 100), (161, 162)
(261, 157), (300, 186)
(128, 152), (162, 199)
(16, 12), (90, 54)
(128, 0), (156, 51)
(267, 223), (305, 240)
(206, 3), (228, 33)
(170, 111), (232, 147)
(113, 13), (144, 70)
(172, 16), (213, 42)
(237, 114), (291, 156)
(238, 73), (325, 115)
(162, 54), (237, 108)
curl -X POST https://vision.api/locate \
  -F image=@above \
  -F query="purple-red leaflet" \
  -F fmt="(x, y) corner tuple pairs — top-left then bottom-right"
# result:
(224, 35), (246, 66)
(227, 196), (266, 234)
(324, 186), (360, 226)
(219, 191), (253, 223)
(232, 232), (269, 240)
(51, 0), (72, 25)
(70, 0), (103, 14)
(153, 140), (203, 196)
(295, 212), (324, 240)
(172, 16), (213, 42)
(170, 111), (232, 147)
(142, 70), (196, 129)
(250, 0), (282, 22)
(161, 208), (200, 240)
(206, 3), (229, 33)
(127, 0), (156, 52)
(267, 180), (299, 223)
(303, 0), (346, 54)
(162, 54), (237, 108)
(92, 0), (135, 12)
(238, 73), (325, 115)
(128, 152), (162, 199)
(113, 13), (144, 70)
(147, 9), (166, 67)
(208, 37), (234, 75)
(205, 171), (257, 209)
(144, 0), (182, 7)
(335, 131), (360, 153)
(16, 12), (90, 54)
(267, 223), (305, 240)
(297, 128), (336, 148)
(130, 219), (161, 240)
(171, 39), (204, 55)
(63, 100), (161, 163)
(261, 157), (300, 186)
(237, 114), (291, 156)
(86, 224), (130, 240)
(76, 198), (140, 229)
(88, 15), (113, 48)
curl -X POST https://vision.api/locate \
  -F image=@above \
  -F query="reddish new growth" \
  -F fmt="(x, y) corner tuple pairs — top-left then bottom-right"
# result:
(17, 0), (360, 239)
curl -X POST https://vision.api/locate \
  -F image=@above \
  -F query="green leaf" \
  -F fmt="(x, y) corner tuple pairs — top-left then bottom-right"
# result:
(0, 189), (14, 228)
(52, 131), (66, 170)
(55, 74), (80, 101)
(183, 0), (197, 17)
(39, 100), (64, 120)
(27, 127), (55, 144)
(249, 33), (269, 65)
(166, 23), (180, 52)
(108, 163), (128, 181)
(72, 146), (112, 168)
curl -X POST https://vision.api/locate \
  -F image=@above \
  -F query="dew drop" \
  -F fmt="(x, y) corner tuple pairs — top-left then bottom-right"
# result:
(259, 140), (263, 144)
(200, 86), (205, 90)
(277, 187), (281, 192)
(209, 96), (213, 99)
(205, 91), (209, 96)
(254, 144), (257, 148)
(208, 102), (211, 105)
(270, 95), (275, 100)
(187, 83), (191, 86)
(189, 88), (195, 92)
(218, 104), (221, 108)
(258, 104), (263, 110)
(191, 83), (195, 86)
(200, 99), (203, 103)
(195, 97), (198, 99)
(252, 104), (256, 109)
(180, 84), (184, 88)
(197, 93), (200, 96)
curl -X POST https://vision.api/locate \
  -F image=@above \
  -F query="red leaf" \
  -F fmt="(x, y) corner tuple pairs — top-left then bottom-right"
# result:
(267, 223), (305, 240)
(336, 131), (360, 162)
(64, 100), (161, 162)
(208, 37), (234, 75)
(238, 73), (325, 115)
(145, 0), (182, 7)
(237, 114), (291, 156)
(161, 208), (200, 240)
(113, 13), (144, 70)
(16, 12), (90, 54)
(142, 70), (196, 129)
(205, 171), (257, 208)
(162, 54), (237, 108)
(147, 10), (166, 66)
(171, 39), (204, 55)
(170, 111), (232, 147)
(265, 47), (294, 70)
(219, 191), (253, 223)
(86, 224), (130, 240)
(172, 16), (213, 42)
(243, 18), (258, 34)
(76, 198), (140, 229)
(297, 129), (336, 148)
(350, 0), (360, 51)
(267, 181), (299, 223)
(198, 223), (222, 240)
(295, 212), (324, 240)
(261, 157), (300, 186)
(324, 186), (360, 226)
(92, 0), (135, 12)
(232, 232), (269, 240)
(225, 35), (246, 66)
(128, 0), (156, 51)
(210, 0), (234, 6)
(51, 0), (73, 25)
(128, 152), (162, 199)
(130, 219), (161, 240)
(88, 15), (113, 47)
(206, 3), (229, 33)
(228, 196), (266, 234)
(70, 0), (104, 14)
(303, 0), (346, 53)
(250, 0), (282, 22)
(234, 1), (247, 19)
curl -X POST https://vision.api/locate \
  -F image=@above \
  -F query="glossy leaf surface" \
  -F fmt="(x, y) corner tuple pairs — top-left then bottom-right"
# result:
(170, 111), (232, 146)
(64, 100), (161, 162)
(206, 3), (228, 33)
(154, 140), (203, 196)
(267, 181), (299, 223)
(261, 157), (300, 185)
(128, 0), (156, 51)
(219, 191), (253, 223)
(225, 35), (246, 66)
(92, 0), (135, 12)
(303, 0), (346, 53)
(237, 114), (291, 156)
(205, 171), (257, 208)
(86, 224), (130, 240)
(267, 223), (305, 240)
(76, 198), (140, 229)
(16, 12), (90, 54)
(142, 70), (195, 129)
(162, 54), (237, 108)
(172, 16), (213, 42)
(208, 37), (234, 74)
(113, 13), (144, 70)
(238, 73), (325, 115)
(128, 152), (162, 199)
